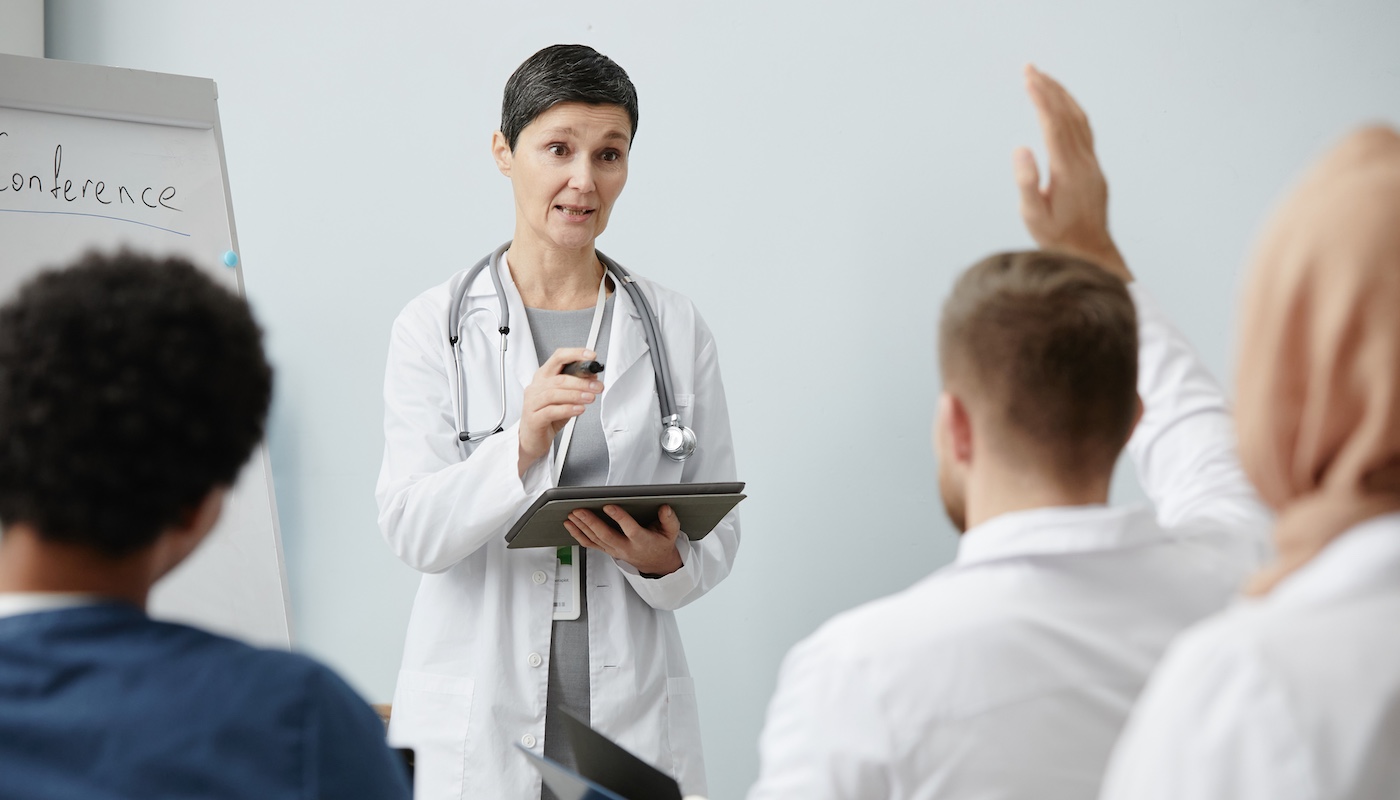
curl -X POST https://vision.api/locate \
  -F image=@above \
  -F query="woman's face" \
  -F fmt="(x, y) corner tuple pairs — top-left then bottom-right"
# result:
(494, 102), (631, 253)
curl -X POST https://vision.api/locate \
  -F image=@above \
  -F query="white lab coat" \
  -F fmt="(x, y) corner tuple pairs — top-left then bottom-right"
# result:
(1100, 511), (1400, 800)
(747, 286), (1273, 800)
(376, 254), (739, 800)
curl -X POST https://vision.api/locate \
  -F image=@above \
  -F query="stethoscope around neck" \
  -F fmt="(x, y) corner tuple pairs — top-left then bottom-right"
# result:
(447, 241), (697, 462)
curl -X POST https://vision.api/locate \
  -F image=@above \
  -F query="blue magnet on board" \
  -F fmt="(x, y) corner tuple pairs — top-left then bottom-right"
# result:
(223, 250), (239, 267)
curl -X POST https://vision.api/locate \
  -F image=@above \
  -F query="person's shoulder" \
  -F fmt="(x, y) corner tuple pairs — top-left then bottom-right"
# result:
(788, 569), (991, 674)
(617, 269), (717, 352)
(144, 618), (329, 680)
(626, 271), (701, 318)
(1101, 601), (1312, 800)
(1158, 584), (1386, 697)
(774, 568), (1070, 731)
(1145, 599), (1282, 707)
(796, 559), (1162, 715)
(392, 272), (456, 330)
(1122, 600), (1311, 764)
(1163, 512), (1274, 572)
(152, 625), (408, 795)
(161, 623), (387, 729)
(629, 271), (687, 302)
(121, 618), (363, 709)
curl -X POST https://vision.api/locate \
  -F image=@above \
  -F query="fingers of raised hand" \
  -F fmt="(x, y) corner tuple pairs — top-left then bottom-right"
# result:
(1013, 147), (1047, 218)
(1049, 85), (1094, 156)
(1026, 65), (1095, 166)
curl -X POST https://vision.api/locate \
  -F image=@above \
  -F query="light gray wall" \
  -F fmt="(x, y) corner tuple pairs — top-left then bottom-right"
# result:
(0, 0), (43, 56)
(44, 1), (1400, 797)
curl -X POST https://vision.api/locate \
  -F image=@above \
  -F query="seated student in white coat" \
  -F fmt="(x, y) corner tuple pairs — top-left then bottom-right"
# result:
(376, 45), (739, 800)
(1099, 127), (1400, 800)
(0, 252), (410, 800)
(746, 66), (1273, 800)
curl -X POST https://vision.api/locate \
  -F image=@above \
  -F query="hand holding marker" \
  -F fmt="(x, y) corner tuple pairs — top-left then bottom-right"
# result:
(562, 361), (605, 378)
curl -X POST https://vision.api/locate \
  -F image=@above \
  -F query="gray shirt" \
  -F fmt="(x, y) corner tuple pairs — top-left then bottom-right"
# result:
(524, 295), (614, 798)
(527, 300), (614, 488)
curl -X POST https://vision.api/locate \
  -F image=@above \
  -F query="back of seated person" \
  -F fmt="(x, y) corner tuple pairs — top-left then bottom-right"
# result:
(746, 68), (1273, 800)
(0, 251), (410, 800)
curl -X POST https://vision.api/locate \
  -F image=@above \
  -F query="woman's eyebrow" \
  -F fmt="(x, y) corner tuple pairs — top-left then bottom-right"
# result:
(540, 127), (629, 142)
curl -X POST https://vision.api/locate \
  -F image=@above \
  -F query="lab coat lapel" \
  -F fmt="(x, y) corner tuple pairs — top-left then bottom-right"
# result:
(461, 256), (537, 397)
(600, 283), (653, 482)
(604, 280), (651, 399)
(498, 261), (540, 392)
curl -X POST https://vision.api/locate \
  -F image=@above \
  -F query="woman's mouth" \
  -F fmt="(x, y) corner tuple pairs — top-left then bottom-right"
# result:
(555, 205), (595, 219)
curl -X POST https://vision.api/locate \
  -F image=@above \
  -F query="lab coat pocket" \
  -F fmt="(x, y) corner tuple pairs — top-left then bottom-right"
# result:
(665, 676), (706, 792)
(389, 670), (475, 799)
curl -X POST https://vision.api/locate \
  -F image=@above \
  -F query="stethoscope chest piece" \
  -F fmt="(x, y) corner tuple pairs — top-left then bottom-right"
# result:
(660, 417), (697, 462)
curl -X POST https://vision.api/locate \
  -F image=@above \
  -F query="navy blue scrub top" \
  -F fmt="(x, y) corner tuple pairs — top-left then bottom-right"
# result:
(0, 602), (410, 800)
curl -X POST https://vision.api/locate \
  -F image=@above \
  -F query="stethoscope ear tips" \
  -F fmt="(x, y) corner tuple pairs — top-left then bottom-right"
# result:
(660, 423), (697, 462)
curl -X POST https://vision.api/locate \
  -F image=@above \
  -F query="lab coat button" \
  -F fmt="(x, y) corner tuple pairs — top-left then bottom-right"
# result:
(528, 652), (543, 668)
(521, 734), (537, 748)
(531, 570), (547, 585)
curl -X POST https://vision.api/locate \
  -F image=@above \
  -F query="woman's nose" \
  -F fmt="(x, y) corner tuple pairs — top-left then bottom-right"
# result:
(567, 160), (596, 193)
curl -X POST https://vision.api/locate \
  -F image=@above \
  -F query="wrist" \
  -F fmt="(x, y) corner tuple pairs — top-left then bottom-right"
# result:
(1054, 238), (1131, 283)
(517, 444), (543, 479)
(1092, 242), (1133, 282)
(1075, 232), (1129, 278)
(637, 549), (683, 579)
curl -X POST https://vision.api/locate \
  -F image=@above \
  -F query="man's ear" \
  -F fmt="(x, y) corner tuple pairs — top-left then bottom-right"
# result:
(183, 487), (227, 539)
(1128, 392), (1145, 442)
(937, 391), (975, 466)
(491, 131), (513, 176)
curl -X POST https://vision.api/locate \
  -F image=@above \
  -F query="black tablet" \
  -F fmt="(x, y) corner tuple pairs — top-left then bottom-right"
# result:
(504, 482), (745, 549)
(514, 710), (684, 800)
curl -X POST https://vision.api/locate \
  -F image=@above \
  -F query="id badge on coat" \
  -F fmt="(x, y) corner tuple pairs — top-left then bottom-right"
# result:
(553, 545), (581, 621)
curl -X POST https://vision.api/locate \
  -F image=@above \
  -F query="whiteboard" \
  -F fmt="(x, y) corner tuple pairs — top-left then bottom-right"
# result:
(0, 53), (291, 649)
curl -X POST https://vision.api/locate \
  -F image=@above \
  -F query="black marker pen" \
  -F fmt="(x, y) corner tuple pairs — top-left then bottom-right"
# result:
(562, 360), (605, 378)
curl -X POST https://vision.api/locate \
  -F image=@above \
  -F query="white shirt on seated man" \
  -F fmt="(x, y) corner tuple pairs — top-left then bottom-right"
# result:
(746, 66), (1272, 800)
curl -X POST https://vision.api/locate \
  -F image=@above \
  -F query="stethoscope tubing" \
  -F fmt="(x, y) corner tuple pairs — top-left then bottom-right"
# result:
(599, 252), (678, 422)
(450, 243), (511, 442)
(448, 242), (690, 455)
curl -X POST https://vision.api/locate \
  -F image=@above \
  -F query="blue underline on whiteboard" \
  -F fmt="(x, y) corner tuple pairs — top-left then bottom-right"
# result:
(0, 207), (190, 237)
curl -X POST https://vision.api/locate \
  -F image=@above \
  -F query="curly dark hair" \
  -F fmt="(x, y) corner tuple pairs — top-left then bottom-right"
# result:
(0, 250), (273, 557)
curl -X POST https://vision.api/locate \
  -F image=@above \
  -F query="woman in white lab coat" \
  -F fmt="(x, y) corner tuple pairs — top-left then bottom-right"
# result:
(375, 45), (739, 800)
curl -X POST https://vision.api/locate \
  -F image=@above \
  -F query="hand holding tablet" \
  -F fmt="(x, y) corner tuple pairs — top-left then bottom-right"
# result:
(504, 482), (746, 550)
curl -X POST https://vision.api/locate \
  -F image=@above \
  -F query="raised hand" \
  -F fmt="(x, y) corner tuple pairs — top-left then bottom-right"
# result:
(1013, 64), (1132, 282)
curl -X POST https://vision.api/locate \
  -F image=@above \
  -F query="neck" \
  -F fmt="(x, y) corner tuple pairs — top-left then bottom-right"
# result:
(963, 460), (1111, 531)
(0, 524), (155, 608)
(507, 233), (605, 310)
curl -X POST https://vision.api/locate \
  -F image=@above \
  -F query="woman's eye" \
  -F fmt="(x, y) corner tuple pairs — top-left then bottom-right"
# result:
(548, 144), (568, 157)
(599, 150), (621, 163)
